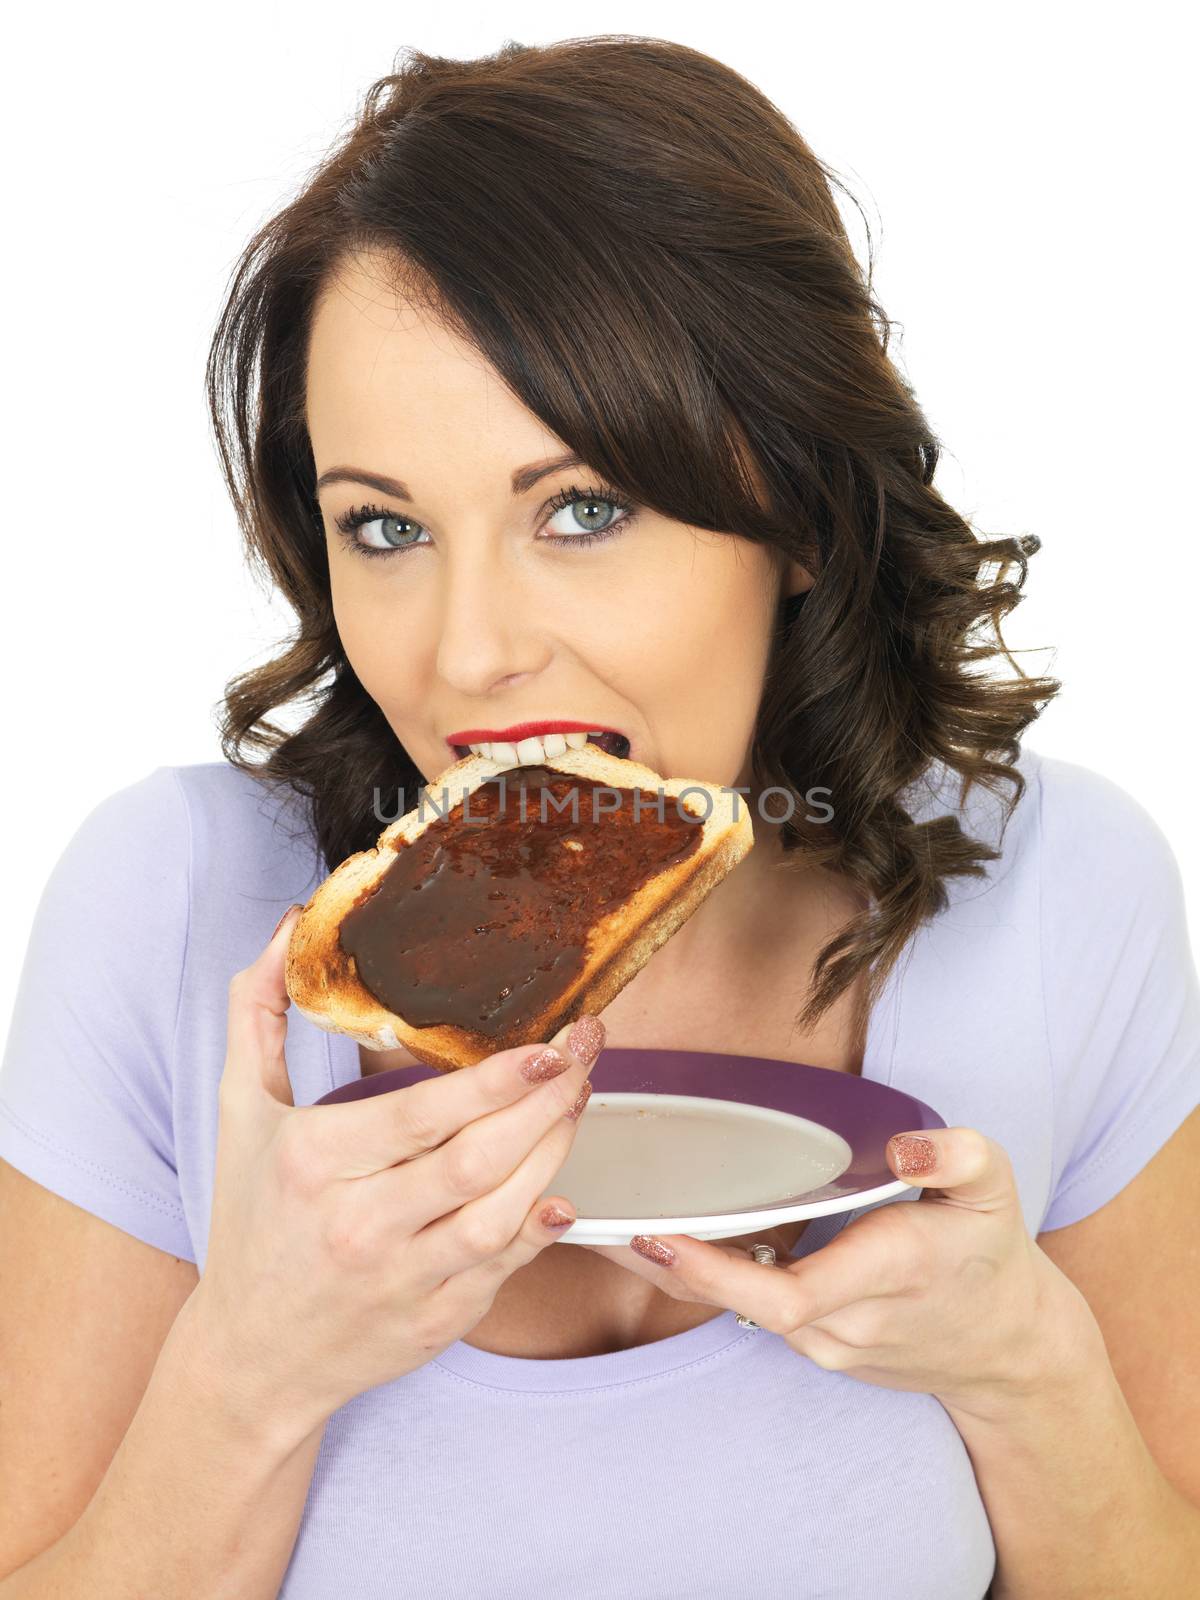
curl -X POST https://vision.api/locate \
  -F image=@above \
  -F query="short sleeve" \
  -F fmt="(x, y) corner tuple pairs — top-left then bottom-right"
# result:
(1038, 759), (1200, 1232)
(0, 766), (195, 1260)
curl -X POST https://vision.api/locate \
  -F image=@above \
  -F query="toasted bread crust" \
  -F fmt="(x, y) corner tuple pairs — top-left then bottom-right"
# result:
(285, 745), (754, 1072)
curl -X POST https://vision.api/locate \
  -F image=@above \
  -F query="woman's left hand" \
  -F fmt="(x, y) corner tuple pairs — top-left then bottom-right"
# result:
(578, 1127), (1094, 1422)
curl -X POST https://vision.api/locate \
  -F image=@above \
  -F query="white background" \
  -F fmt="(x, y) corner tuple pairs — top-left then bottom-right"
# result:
(3, 2), (1196, 1033)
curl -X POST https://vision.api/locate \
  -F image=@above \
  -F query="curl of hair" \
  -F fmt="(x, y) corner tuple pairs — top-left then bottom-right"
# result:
(207, 34), (1060, 1036)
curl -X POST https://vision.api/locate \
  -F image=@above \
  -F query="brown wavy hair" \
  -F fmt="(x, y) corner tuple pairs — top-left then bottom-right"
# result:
(207, 33), (1059, 1034)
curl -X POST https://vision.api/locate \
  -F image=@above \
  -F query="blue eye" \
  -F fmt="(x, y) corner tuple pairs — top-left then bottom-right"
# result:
(331, 505), (427, 558)
(330, 481), (638, 562)
(542, 483), (637, 544)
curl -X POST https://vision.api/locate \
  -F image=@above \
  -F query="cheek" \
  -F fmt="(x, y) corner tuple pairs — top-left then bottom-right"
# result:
(329, 568), (373, 662)
(671, 566), (779, 766)
(576, 550), (777, 765)
(648, 558), (777, 697)
(328, 562), (418, 702)
(583, 541), (770, 663)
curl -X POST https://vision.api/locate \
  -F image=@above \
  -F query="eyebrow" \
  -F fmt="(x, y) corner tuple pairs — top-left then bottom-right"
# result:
(314, 451), (586, 502)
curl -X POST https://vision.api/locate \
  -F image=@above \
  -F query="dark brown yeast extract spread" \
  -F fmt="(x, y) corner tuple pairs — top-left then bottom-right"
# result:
(338, 765), (703, 1041)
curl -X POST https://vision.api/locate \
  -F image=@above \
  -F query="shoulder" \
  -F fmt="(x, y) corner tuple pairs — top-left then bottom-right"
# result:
(888, 746), (1189, 1042)
(1033, 750), (1181, 883)
(33, 766), (189, 929)
(1027, 753), (1197, 1139)
(1031, 759), (1200, 1229)
(904, 745), (1181, 914)
(67, 759), (298, 841)
(49, 760), (321, 953)
(168, 759), (313, 844)
(61, 759), (312, 875)
(160, 761), (324, 939)
(1028, 752), (1186, 953)
(145, 759), (320, 879)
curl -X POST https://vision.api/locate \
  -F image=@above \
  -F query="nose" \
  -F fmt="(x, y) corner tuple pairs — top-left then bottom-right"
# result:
(433, 537), (549, 697)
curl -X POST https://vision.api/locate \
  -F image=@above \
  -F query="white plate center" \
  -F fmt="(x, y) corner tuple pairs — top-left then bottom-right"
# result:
(556, 1092), (852, 1216)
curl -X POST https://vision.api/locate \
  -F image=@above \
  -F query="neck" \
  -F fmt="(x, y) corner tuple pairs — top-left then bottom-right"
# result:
(645, 777), (864, 977)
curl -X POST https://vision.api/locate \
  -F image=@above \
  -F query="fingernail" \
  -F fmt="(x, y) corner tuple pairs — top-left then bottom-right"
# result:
(521, 1047), (568, 1084)
(540, 1203), (575, 1229)
(566, 1014), (605, 1068)
(889, 1133), (937, 1176)
(564, 1080), (593, 1121)
(271, 904), (304, 942)
(630, 1235), (676, 1267)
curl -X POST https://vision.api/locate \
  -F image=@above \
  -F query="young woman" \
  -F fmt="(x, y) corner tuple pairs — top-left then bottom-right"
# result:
(2, 36), (1197, 1600)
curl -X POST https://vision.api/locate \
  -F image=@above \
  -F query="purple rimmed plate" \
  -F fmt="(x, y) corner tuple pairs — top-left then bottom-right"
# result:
(312, 1046), (946, 1245)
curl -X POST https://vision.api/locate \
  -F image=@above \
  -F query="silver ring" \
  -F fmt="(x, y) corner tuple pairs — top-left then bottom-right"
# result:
(734, 1244), (777, 1328)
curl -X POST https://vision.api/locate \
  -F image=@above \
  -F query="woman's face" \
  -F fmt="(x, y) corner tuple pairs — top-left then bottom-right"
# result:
(306, 251), (811, 793)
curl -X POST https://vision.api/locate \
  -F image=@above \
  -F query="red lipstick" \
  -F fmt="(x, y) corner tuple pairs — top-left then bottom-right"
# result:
(445, 719), (624, 750)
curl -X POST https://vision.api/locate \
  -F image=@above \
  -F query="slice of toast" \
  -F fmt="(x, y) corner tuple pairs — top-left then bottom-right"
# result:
(285, 744), (754, 1073)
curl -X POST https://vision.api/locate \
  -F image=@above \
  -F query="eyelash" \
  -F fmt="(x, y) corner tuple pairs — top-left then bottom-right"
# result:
(330, 482), (638, 561)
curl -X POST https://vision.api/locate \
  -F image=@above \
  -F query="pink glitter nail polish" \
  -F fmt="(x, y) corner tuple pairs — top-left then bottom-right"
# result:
(890, 1133), (937, 1177)
(520, 1046), (568, 1083)
(566, 1014), (605, 1068)
(630, 1235), (677, 1267)
(564, 1080), (593, 1121)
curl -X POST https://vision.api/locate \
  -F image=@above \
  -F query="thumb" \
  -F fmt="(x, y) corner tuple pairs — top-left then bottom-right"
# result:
(222, 903), (305, 1111)
(887, 1126), (1018, 1211)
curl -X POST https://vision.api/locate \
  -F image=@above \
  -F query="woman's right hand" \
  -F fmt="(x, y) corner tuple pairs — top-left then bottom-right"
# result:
(180, 906), (602, 1429)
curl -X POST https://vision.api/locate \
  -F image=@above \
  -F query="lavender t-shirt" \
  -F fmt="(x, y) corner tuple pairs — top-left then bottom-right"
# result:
(2, 745), (1198, 1600)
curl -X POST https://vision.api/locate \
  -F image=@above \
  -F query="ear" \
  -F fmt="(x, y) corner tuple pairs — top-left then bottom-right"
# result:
(782, 557), (815, 599)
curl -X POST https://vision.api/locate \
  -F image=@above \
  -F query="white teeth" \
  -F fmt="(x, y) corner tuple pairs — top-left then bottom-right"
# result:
(465, 729), (616, 765)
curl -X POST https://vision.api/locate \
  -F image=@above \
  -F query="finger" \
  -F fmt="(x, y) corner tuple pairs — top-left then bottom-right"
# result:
(305, 1013), (603, 1185)
(887, 1126), (1017, 1211)
(621, 1211), (920, 1334)
(413, 1110), (586, 1288)
(383, 1018), (599, 1233)
(222, 904), (305, 1111)
(577, 1219), (801, 1283)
